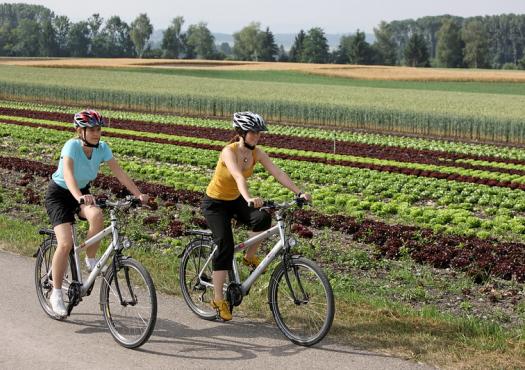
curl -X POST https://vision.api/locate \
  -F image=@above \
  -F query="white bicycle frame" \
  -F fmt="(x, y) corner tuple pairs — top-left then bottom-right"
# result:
(61, 208), (122, 296)
(198, 214), (288, 296)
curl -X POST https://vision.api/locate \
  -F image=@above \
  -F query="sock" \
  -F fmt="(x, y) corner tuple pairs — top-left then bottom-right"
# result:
(52, 288), (62, 297)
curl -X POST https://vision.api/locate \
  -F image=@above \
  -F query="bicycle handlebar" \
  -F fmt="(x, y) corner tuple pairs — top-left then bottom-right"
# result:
(79, 195), (142, 209)
(251, 197), (309, 211)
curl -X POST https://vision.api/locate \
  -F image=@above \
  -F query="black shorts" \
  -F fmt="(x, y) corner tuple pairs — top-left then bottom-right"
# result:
(45, 180), (90, 227)
(201, 195), (272, 271)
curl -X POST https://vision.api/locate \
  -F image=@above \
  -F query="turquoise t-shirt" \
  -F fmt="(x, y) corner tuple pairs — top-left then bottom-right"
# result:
(52, 139), (113, 190)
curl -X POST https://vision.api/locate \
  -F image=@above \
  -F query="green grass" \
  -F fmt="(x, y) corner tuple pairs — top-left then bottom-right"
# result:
(0, 215), (41, 255)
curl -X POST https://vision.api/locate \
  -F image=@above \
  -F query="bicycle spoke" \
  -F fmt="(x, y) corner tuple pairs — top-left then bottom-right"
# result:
(269, 258), (334, 346)
(102, 259), (156, 348)
(179, 241), (217, 320)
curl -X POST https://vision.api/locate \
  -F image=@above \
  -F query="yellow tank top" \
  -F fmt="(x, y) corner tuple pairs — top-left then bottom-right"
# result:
(206, 142), (258, 200)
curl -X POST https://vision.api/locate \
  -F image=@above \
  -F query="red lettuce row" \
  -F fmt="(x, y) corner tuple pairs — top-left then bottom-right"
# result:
(3, 155), (524, 283)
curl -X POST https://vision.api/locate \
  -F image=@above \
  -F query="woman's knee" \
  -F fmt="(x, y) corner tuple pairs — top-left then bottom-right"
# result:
(252, 211), (271, 232)
(56, 241), (73, 252)
(85, 207), (104, 225)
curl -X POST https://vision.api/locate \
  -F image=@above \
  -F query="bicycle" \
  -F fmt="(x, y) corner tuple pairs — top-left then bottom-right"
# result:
(34, 196), (157, 349)
(179, 197), (335, 346)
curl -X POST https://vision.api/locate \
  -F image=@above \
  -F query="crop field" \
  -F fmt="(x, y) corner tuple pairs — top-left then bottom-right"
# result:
(1, 64), (525, 143)
(1, 62), (524, 368)
(3, 57), (525, 82)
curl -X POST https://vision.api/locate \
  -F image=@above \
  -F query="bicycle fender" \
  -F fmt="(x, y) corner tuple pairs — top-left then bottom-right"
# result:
(33, 238), (53, 257)
(178, 238), (210, 258)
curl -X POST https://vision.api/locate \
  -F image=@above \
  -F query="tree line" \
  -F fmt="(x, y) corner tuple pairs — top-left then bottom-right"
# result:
(1, 3), (525, 69)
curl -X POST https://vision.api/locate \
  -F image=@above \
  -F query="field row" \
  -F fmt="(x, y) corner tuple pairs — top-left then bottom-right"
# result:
(4, 122), (525, 242)
(4, 99), (525, 161)
(1, 65), (525, 143)
(3, 154), (525, 283)
(5, 118), (525, 193)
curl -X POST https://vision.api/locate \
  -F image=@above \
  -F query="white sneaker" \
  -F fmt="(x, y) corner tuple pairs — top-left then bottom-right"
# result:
(50, 289), (67, 318)
(85, 257), (98, 272)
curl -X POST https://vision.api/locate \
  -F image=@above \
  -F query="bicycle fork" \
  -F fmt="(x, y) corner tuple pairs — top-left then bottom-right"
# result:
(111, 256), (138, 307)
(282, 255), (309, 305)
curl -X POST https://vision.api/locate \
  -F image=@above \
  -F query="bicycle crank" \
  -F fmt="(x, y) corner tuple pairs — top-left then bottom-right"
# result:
(226, 282), (243, 307)
(67, 281), (82, 314)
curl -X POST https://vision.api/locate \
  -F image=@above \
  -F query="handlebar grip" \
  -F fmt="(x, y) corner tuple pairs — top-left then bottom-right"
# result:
(79, 198), (85, 205)
(130, 197), (141, 208)
(248, 201), (254, 208)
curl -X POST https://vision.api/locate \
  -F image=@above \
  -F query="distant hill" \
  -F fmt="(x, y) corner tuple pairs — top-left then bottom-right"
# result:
(150, 30), (375, 50)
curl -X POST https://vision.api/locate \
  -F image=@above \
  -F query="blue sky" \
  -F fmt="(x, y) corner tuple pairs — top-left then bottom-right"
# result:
(14, 0), (525, 33)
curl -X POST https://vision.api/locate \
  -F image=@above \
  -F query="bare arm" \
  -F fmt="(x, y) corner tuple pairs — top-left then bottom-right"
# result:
(257, 148), (310, 201)
(106, 158), (144, 198)
(63, 156), (84, 201)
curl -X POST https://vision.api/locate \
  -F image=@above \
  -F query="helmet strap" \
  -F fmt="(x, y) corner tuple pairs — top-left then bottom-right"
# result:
(240, 131), (256, 150)
(81, 128), (99, 149)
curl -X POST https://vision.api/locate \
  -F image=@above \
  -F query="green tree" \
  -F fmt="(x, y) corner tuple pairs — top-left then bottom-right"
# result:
(461, 19), (489, 68)
(67, 21), (90, 57)
(130, 13), (153, 58)
(39, 19), (57, 56)
(0, 24), (10, 55)
(87, 13), (104, 56)
(161, 16), (185, 58)
(404, 33), (430, 67)
(12, 18), (41, 57)
(373, 21), (397, 65)
(53, 15), (70, 56)
(351, 30), (373, 64)
(101, 16), (134, 57)
(277, 44), (288, 62)
(218, 42), (232, 56)
(436, 18), (464, 67)
(418, 16), (452, 59)
(12, 19), (40, 56)
(232, 22), (262, 61)
(259, 27), (278, 61)
(302, 27), (329, 63)
(185, 22), (215, 59)
(289, 30), (305, 62)
(335, 35), (351, 63)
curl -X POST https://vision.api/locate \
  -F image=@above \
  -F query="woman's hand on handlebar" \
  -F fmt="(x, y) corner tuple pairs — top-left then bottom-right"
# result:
(78, 194), (96, 206)
(138, 193), (149, 204)
(298, 192), (312, 202)
(247, 197), (264, 208)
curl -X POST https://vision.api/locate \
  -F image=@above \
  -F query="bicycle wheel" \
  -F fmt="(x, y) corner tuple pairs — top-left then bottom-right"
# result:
(268, 256), (335, 346)
(34, 238), (76, 320)
(179, 239), (219, 320)
(100, 257), (157, 349)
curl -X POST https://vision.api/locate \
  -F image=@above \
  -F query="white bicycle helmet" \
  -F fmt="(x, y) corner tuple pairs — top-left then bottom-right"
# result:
(232, 112), (268, 132)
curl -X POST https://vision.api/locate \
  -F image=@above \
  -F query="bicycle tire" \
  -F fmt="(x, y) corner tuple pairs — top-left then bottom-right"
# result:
(268, 256), (335, 346)
(100, 257), (157, 349)
(179, 239), (220, 320)
(34, 238), (76, 320)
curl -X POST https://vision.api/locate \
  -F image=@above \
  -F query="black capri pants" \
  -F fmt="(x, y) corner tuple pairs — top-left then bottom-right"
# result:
(201, 195), (272, 271)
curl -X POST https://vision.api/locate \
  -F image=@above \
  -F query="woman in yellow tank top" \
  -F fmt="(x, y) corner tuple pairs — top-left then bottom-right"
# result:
(201, 112), (311, 321)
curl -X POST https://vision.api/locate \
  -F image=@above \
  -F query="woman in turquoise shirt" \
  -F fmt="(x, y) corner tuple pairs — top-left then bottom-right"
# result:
(44, 109), (148, 318)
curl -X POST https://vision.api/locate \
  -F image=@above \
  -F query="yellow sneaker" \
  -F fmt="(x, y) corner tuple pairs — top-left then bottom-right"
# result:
(243, 255), (267, 272)
(211, 299), (232, 321)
